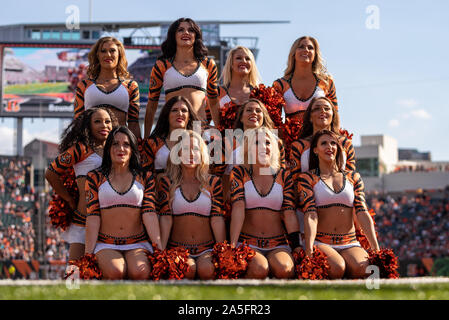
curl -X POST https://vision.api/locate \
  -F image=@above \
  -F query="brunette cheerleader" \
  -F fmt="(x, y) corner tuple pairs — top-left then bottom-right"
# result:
(140, 96), (199, 177)
(298, 130), (379, 279)
(46, 107), (117, 261)
(145, 18), (219, 136)
(84, 126), (162, 280)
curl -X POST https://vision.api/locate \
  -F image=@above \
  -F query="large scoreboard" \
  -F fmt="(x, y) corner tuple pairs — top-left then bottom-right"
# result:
(0, 42), (160, 119)
(0, 20), (269, 121)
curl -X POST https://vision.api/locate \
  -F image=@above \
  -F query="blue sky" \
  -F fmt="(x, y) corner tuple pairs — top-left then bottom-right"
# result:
(1, 0), (448, 160)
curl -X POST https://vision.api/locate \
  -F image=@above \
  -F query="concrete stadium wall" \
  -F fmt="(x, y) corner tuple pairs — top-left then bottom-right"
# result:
(363, 172), (449, 193)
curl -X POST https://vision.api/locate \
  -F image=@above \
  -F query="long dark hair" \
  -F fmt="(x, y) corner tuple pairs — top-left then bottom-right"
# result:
(299, 96), (340, 139)
(160, 18), (208, 60)
(150, 96), (199, 139)
(309, 129), (344, 172)
(100, 126), (142, 176)
(59, 107), (118, 152)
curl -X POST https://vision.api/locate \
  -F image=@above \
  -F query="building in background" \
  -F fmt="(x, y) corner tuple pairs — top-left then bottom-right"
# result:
(355, 135), (398, 177)
(355, 135), (449, 193)
(23, 139), (58, 190)
(399, 148), (431, 161)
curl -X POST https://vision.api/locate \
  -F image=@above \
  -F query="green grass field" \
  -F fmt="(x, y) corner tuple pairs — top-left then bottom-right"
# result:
(5, 82), (69, 94)
(1, 280), (448, 300)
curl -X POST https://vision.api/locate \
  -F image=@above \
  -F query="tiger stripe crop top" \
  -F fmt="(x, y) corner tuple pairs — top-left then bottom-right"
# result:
(85, 170), (156, 216)
(74, 78), (140, 122)
(297, 170), (368, 215)
(140, 136), (170, 174)
(218, 86), (233, 109)
(148, 57), (219, 102)
(229, 165), (295, 212)
(157, 175), (224, 217)
(290, 135), (356, 181)
(217, 85), (254, 109)
(48, 142), (102, 178)
(272, 76), (338, 117)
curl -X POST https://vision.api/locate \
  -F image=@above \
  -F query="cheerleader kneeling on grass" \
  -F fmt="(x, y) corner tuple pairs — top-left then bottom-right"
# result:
(158, 130), (226, 280)
(298, 129), (379, 279)
(84, 126), (162, 280)
(229, 127), (301, 279)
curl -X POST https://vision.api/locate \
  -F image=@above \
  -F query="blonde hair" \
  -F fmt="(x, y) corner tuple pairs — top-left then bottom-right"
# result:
(241, 127), (281, 172)
(165, 130), (211, 208)
(283, 36), (330, 87)
(220, 46), (261, 88)
(234, 98), (274, 130)
(87, 37), (130, 80)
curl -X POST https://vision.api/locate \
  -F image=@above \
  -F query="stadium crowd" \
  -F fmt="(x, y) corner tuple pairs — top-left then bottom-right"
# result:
(393, 164), (449, 173)
(367, 190), (449, 260)
(0, 156), (69, 262)
(0, 157), (36, 260)
(42, 193), (69, 261)
(1, 154), (449, 265)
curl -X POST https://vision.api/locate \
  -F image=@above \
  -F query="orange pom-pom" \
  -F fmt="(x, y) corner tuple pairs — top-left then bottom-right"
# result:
(212, 241), (256, 279)
(367, 248), (399, 279)
(48, 167), (79, 230)
(66, 253), (102, 280)
(293, 246), (330, 280)
(250, 84), (284, 128)
(147, 245), (190, 280)
(218, 101), (240, 132)
(339, 128), (354, 140)
(279, 117), (303, 160)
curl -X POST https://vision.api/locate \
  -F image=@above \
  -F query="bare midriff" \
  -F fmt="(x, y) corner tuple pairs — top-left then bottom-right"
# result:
(241, 209), (286, 237)
(99, 207), (144, 237)
(316, 206), (355, 234)
(170, 215), (214, 244)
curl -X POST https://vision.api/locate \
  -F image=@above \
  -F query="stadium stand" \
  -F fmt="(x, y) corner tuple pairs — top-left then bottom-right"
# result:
(1, 155), (448, 278)
(368, 191), (449, 261)
(0, 156), (68, 279)
(0, 156), (36, 260)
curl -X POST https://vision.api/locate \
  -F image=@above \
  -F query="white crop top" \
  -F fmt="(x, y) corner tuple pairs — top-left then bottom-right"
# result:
(171, 188), (212, 217)
(313, 175), (354, 209)
(73, 152), (102, 177)
(284, 85), (326, 115)
(98, 177), (144, 210)
(219, 93), (232, 109)
(163, 63), (208, 95)
(154, 144), (170, 171)
(84, 81), (130, 114)
(244, 180), (284, 211)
